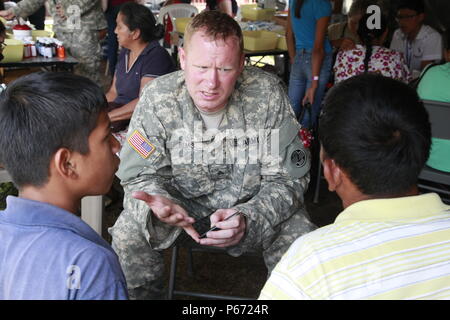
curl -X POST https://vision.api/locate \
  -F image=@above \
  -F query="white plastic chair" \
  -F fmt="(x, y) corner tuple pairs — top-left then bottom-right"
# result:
(157, 3), (198, 30)
(157, 4), (198, 54)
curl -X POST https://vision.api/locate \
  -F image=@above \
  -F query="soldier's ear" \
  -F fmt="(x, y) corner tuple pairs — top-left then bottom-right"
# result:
(179, 46), (186, 70)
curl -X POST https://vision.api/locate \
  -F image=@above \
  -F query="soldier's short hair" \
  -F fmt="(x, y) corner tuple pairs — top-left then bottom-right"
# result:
(183, 10), (243, 53)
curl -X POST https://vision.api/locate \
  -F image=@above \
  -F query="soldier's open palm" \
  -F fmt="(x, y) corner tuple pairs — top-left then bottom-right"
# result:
(132, 191), (200, 242)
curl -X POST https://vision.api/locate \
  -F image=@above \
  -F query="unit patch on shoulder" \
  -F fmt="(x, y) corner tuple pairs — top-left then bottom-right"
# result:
(291, 149), (307, 168)
(128, 130), (156, 159)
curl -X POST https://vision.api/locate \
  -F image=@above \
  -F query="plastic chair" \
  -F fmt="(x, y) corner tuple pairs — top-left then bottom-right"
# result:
(157, 4), (198, 55)
(418, 99), (450, 203)
(157, 4), (198, 31)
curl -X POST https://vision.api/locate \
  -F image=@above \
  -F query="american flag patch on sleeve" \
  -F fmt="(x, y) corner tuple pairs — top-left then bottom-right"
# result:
(127, 130), (156, 159)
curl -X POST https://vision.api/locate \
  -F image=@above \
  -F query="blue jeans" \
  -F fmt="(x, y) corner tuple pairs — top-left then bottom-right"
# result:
(105, 5), (122, 76)
(288, 49), (332, 129)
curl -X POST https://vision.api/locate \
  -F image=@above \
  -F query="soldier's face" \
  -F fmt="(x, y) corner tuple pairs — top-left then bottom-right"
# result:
(179, 30), (244, 113)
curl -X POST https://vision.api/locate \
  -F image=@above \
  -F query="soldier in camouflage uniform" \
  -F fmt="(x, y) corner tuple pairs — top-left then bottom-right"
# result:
(0, 0), (106, 84)
(109, 11), (316, 299)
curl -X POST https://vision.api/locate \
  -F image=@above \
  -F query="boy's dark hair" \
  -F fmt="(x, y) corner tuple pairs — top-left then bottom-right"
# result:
(397, 0), (425, 14)
(120, 2), (164, 42)
(0, 72), (107, 188)
(184, 10), (243, 53)
(319, 74), (431, 196)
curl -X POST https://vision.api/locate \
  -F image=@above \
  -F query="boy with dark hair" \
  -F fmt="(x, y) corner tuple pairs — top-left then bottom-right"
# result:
(260, 74), (450, 300)
(0, 72), (128, 299)
(390, 0), (442, 76)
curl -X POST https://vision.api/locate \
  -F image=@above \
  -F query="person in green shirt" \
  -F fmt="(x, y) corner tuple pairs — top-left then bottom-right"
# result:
(417, 32), (450, 173)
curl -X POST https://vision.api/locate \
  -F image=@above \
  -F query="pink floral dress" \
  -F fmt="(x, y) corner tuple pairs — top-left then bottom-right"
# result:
(334, 45), (411, 84)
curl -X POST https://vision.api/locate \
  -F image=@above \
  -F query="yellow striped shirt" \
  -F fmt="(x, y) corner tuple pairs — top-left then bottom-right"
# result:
(259, 193), (450, 300)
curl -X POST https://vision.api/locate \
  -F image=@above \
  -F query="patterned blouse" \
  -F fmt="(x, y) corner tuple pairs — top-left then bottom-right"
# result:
(334, 45), (411, 84)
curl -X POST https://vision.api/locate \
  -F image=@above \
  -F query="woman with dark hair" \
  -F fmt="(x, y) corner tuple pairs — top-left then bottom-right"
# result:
(104, 0), (133, 77)
(333, 13), (410, 83)
(105, 2), (175, 136)
(286, 0), (333, 129)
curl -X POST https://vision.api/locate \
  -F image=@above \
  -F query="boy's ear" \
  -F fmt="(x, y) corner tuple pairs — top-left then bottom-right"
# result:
(53, 148), (78, 180)
(322, 158), (343, 192)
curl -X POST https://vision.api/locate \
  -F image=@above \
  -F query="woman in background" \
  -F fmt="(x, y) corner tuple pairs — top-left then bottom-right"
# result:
(286, 0), (333, 129)
(333, 13), (410, 83)
(104, 0), (134, 77)
(205, 0), (237, 17)
(105, 2), (175, 139)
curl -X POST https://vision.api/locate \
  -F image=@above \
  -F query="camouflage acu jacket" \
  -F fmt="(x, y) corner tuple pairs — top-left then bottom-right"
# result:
(118, 67), (311, 253)
(12, 0), (106, 32)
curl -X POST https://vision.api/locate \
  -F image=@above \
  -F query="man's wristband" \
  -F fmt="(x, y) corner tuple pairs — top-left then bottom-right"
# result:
(313, 76), (319, 81)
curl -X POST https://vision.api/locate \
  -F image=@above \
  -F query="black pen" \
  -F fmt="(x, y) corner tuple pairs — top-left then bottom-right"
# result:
(199, 211), (242, 239)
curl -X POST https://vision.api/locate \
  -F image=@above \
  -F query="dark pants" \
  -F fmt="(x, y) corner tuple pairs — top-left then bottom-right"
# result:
(105, 4), (122, 76)
(28, 6), (46, 30)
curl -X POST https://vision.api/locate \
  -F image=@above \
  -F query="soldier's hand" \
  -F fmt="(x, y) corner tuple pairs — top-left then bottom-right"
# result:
(132, 191), (199, 242)
(0, 9), (16, 20)
(55, 4), (66, 20)
(199, 209), (246, 248)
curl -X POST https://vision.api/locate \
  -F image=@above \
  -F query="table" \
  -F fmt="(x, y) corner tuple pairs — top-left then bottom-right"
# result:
(81, 196), (104, 235)
(0, 55), (78, 73)
(244, 48), (290, 83)
(0, 168), (11, 183)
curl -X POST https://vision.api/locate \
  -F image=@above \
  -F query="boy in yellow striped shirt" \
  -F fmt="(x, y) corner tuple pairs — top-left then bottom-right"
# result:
(260, 74), (450, 300)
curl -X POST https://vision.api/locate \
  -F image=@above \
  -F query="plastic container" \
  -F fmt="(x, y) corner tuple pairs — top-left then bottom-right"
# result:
(174, 17), (192, 34)
(273, 30), (287, 50)
(31, 30), (54, 41)
(12, 28), (32, 41)
(243, 30), (278, 51)
(241, 6), (276, 21)
(56, 40), (65, 58)
(277, 35), (287, 50)
(2, 38), (24, 63)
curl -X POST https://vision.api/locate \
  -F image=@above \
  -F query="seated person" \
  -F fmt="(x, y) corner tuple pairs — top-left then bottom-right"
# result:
(390, 0), (442, 77)
(105, 2), (175, 137)
(0, 72), (128, 300)
(205, 0), (237, 17)
(259, 73), (450, 300)
(328, 0), (369, 52)
(109, 11), (316, 300)
(334, 13), (410, 83)
(417, 32), (450, 173)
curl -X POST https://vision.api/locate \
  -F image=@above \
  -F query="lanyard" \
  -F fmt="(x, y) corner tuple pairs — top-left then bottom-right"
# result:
(405, 39), (413, 68)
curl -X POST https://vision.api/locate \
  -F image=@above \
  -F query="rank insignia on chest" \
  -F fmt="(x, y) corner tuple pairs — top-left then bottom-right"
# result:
(128, 130), (156, 159)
